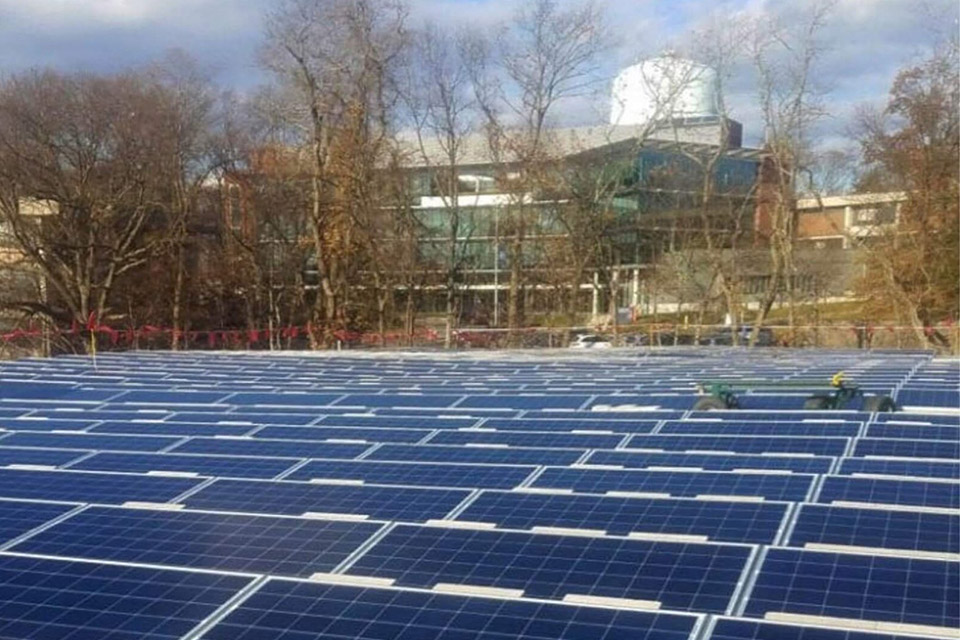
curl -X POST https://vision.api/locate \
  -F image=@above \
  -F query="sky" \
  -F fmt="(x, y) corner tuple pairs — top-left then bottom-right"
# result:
(0, 0), (954, 149)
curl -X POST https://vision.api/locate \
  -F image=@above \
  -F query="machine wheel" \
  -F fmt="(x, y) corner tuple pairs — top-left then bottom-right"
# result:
(862, 395), (897, 413)
(803, 395), (831, 410)
(692, 397), (730, 411)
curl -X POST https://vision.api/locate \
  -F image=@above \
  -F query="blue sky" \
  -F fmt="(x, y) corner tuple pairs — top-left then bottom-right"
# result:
(0, 0), (954, 148)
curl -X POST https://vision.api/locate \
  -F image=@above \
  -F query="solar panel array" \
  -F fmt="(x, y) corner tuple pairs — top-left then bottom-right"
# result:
(0, 349), (955, 640)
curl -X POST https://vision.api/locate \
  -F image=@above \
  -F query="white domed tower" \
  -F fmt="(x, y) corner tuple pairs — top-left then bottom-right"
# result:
(610, 54), (720, 126)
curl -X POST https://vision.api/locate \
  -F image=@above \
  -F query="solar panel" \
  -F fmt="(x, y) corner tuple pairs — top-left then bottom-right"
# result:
(0, 499), (76, 545)
(0, 468), (201, 505)
(455, 490), (788, 543)
(427, 430), (626, 449)
(0, 432), (182, 452)
(91, 420), (257, 437)
(866, 424), (960, 440)
(183, 478), (471, 521)
(71, 452), (299, 479)
(659, 421), (862, 438)
(368, 444), (586, 466)
(624, 435), (849, 456)
(0, 553), (251, 639)
(0, 446), (90, 467)
(0, 349), (952, 640)
(200, 579), (700, 640)
(345, 524), (750, 612)
(708, 618), (929, 639)
(284, 459), (536, 489)
(12, 505), (384, 577)
(456, 395), (592, 410)
(0, 418), (101, 432)
(817, 476), (960, 510)
(532, 467), (814, 501)
(254, 425), (432, 443)
(743, 548), (960, 632)
(853, 438), (960, 460)
(837, 458), (960, 480)
(170, 437), (371, 459)
(587, 450), (835, 474)
(317, 414), (480, 429)
(787, 503), (959, 554)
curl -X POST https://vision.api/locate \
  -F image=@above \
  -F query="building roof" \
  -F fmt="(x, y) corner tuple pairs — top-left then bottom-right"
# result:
(797, 191), (908, 211)
(398, 117), (757, 168)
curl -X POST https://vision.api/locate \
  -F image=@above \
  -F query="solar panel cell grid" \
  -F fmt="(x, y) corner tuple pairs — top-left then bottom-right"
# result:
(285, 459), (536, 489)
(788, 504), (959, 554)
(456, 491), (788, 543)
(200, 580), (700, 640)
(346, 524), (750, 612)
(743, 548), (960, 631)
(817, 476), (960, 510)
(12, 506), (383, 577)
(532, 467), (815, 501)
(0, 468), (201, 505)
(0, 553), (251, 639)
(183, 478), (471, 521)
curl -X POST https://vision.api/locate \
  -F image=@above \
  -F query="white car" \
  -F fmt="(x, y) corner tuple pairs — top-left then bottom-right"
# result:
(569, 334), (612, 349)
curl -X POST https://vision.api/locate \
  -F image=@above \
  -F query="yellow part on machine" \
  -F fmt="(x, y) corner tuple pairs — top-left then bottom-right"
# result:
(831, 371), (845, 387)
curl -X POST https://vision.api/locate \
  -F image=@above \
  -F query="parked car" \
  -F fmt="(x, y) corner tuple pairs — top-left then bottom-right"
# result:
(569, 334), (612, 349)
(698, 326), (776, 346)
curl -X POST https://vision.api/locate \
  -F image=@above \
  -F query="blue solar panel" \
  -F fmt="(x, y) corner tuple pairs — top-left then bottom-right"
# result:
(817, 476), (960, 509)
(625, 435), (848, 456)
(220, 392), (346, 406)
(875, 413), (960, 426)
(169, 411), (318, 425)
(12, 506), (383, 577)
(254, 425), (432, 443)
(0, 468), (200, 504)
(0, 418), (100, 432)
(481, 417), (659, 433)
(457, 395), (591, 410)
(285, 459), (536, 489)
(853, 438), (960, 459)
(866, 424), (959, 440)
(346, 524), (749, 612)
(368, 444), (586, 466)
(184, 478), (470, 521)
(709, 618), (930, 640)
(0, 499), (76, 545)
(659, 421), (861, 437)
(896, 388), (960, 408)
(427, 430), (625, 449)
(317, 414), (479, 429)
(0, 432), (182, 452)
(743, 548), (960, 631)
(201, 579), (700, 640)
(0, 446), (89, 467)
(115, 390), (233, 404)
(336, 394), (462, 408)
(588, 450), (835, 474)
(788, 503), (959, 554)
(838, 458), (960, 480)
(71, 452), (298, 479)
(456, 490), (787, 543)
(0, 553), (251, 639)
(171, 437), (370, 459)
(91, 420), (257, 437)
(532, 468), (814, 501)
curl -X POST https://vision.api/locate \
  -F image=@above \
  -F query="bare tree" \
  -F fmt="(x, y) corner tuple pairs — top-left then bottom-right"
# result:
(466, 0), (608, 342)
(0, 71), (170, 346)
(853, 36), (959, 350)
(748, 1), (832, 345)
(405, 24), (477, 348)
(262, 0), (408, 346)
